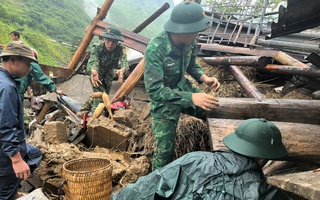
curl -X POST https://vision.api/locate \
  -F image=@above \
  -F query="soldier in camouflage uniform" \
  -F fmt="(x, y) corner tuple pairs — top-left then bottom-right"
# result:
(77, 26), (129, 116)
(144, 2), (220, 170)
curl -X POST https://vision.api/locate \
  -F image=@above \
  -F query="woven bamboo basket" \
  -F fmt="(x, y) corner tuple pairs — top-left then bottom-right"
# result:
(61, 158), (113, 200)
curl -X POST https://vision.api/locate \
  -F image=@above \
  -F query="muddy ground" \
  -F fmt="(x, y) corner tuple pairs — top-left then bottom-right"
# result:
(23, 58), (316, 199)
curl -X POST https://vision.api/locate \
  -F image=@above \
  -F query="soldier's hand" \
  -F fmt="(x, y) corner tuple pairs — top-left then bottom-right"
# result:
(205, 77), (220, 92)
(192, 93), (219, 111)
(91, 70), (102, 87)
(116, 69), (125, 83)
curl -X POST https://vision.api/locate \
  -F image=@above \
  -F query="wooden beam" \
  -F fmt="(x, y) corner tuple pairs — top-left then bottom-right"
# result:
(67, 0), (114, 70)
(207, 98), (320, 125)
(227, 65), (265, 99)
(111, 58), (145, 103)
(202, 56), (270, 67)
(267, 170), (320, 200)
(200, 43), (279, 57)
(273, 51), (310, 68)
(207, 118), (320, 163)
(93, 21), (150, 54)
(132, 3), (170, 34)
(258, 64), (320, 78)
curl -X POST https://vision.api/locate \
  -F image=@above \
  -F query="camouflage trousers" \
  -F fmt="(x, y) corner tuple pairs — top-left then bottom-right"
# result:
(77, 80), (111, 115)
(151, 105), (206, 171)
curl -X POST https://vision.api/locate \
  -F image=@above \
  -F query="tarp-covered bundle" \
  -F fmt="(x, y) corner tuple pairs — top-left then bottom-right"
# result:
(111, 151), (281, 200)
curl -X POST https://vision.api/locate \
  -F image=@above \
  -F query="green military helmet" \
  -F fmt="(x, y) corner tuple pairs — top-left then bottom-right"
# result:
(100, 26), (124, 42)
(164, 2), (208, 34)
(223, 118), (287, 159)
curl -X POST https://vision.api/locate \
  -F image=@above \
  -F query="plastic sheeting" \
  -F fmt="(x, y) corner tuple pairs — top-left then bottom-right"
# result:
(111, 150), (280, 200)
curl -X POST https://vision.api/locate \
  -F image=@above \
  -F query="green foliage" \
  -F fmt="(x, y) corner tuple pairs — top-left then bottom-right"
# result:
(0, 0), (91, 67)
(0, 0), (175, 66)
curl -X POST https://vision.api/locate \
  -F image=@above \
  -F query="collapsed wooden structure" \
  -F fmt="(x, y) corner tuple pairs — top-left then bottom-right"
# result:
(64, 0), (320, 199)
(20, 0), (320, 199)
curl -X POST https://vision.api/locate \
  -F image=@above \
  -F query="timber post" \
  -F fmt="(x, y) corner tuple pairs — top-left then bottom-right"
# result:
(67, 0), (114, 70)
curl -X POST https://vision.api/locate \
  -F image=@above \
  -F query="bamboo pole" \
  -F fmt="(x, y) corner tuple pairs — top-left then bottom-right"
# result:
(67, 0), (114, 70)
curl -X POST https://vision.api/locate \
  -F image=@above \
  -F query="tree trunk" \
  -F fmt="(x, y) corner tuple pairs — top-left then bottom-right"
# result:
(207, 118), (320, 163)
(207, 98), (320, 125)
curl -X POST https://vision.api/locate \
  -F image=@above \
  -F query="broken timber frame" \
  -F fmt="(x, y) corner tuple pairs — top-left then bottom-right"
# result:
(67, 0), (114, 70)
(227, 65), (265, 99)
(67, 1), (169, 70)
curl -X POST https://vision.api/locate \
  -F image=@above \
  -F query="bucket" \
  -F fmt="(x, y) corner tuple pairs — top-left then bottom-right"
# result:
(61, 158), (113, 200)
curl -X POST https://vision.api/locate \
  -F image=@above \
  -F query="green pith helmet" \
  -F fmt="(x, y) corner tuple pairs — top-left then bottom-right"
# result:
(164, 2), (208, 34)
(223, 118), (287, 159)
(100, 26), (124, 42)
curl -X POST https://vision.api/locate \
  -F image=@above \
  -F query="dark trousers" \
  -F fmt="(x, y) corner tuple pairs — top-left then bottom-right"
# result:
(0, 173), (21, 200)
(0, 144), (42, 200)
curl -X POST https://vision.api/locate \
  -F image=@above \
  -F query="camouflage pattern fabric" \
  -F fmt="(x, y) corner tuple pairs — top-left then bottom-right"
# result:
(144, 31), (206, 170)
(82, 40), (128, 113)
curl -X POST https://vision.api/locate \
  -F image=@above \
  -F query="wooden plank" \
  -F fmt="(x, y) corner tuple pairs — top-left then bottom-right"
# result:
(200, 43), (279, 57)
(94, 21), (150, 54)
(207, 118), (320, 163)
(267, 170), (320, 200)
(207, 98), (320, 125)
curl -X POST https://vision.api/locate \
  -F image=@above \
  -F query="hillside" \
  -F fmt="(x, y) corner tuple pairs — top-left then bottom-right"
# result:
(0, 0), (176, 67)
(0, 0), (91, 67)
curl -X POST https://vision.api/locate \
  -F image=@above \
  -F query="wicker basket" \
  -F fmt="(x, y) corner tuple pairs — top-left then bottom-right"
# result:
(61, 158), (113, 200)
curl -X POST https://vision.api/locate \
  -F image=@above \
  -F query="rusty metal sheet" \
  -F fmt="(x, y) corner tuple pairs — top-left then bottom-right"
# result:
(93, 21), (150, 54)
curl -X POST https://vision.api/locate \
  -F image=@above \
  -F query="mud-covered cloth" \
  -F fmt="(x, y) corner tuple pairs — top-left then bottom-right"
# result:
(144, 31), (206, 170)
(111, 151), (283, 200)
(83, 40), (128, 112)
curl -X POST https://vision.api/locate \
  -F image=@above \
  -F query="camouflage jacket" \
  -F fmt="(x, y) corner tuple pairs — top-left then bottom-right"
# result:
(144, 31), (204, 118)
(86, 40), (129, 84)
